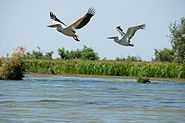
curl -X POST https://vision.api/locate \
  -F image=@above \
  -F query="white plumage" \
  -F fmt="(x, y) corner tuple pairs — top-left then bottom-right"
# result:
(182, 33), (185, 38)
(48, 8), (95, 41)
(107, 24), (146, 47)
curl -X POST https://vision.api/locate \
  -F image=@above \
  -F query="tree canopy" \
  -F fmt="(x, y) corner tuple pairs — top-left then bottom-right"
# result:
(169, 17), (185, 63)
(154, 17), (185, 63)
(58, 46), (99, 60)
(25, 47), (54, 59)
(154, 48), (174, 62)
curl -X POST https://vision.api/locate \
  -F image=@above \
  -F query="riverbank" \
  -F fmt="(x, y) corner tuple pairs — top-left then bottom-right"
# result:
(28, 73), (185, 83)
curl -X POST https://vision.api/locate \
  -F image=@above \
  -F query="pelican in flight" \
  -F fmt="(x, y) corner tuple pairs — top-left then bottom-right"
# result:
(48, 8), (95, 41)
(107, 24), (145, 47)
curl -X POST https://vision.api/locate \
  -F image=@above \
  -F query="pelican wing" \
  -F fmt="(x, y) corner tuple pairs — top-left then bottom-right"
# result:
(116, 26), (125, 36)
(67, 8), (95, 30)
(50, 12), (67, 26)
(125, 24), (145, 41)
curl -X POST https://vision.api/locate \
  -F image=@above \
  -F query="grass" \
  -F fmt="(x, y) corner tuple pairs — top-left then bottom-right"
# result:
(26, 59), (185, 79)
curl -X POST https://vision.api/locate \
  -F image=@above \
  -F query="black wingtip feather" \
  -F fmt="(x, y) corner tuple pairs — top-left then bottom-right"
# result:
(50, 11), (56, 19)
(49, 11), (67, 26)
(116, 26), (123, 32)
(86, 7), (96, 17)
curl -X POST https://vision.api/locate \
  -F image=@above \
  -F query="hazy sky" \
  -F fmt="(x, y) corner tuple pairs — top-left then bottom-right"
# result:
(0, 0), (185, 60)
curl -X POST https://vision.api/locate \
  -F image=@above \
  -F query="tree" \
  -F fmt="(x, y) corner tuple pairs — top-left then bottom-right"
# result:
(169, 17), (185, 63)
(28, 46), (44, 59)
(126, 56), (142, 62)
(32, 50), (43, 59)
(45, 51), (54, 59)
(58, 48), (66, 59)
(24, 47), (54, 59)
(58, 46), (99, 60)
(154, 48), (174, 62)
(69, 49), (81, 59)
(115, 56), (142, 62)
(81, 46), (99, 60)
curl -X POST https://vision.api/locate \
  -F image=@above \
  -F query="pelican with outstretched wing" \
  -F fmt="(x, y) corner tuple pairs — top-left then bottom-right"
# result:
(107, 24), (145, 47)
(48, 8), (95, 41)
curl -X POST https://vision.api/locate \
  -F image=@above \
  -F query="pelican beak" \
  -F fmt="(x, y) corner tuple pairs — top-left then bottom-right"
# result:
(48, 25), (53, 28)
(107, 37), (115, 39)
(47, 24), (57, 28)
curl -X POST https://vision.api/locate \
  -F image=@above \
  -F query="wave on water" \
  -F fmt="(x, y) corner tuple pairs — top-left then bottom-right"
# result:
(0, 94), (4, 96)
(0, 100), (17, 104)
(24, 75), (136, 84)
(0, 99), (64, 104)
(35, 99), (63, 103)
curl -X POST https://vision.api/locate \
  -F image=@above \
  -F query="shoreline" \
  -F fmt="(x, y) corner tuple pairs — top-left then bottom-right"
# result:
(28, 72), (185, 83)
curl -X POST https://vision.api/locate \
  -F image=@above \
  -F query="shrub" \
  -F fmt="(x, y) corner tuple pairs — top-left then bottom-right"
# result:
(0, 58), (3, 66)
(0, 54), (26, 80)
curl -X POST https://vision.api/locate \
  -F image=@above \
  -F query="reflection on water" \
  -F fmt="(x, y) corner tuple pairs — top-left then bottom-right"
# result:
(0, 75), (185, 123)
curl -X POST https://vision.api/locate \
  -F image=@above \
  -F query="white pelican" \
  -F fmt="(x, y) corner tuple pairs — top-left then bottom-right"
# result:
(48, 8), (95, 41)
(107, 24), (145, 47)
(182, 33), (185, 38)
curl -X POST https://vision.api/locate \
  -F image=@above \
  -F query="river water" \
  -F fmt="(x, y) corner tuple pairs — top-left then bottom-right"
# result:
(0, 75), (185, 123)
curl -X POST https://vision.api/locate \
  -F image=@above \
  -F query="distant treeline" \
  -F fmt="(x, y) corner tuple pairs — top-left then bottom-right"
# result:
(25, 46), (99, 60)
(26, 59), (185, 79)
(24, 45), (143, 62)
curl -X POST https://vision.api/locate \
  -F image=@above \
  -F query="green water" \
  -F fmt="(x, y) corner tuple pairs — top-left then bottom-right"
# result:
(0, 75), (185, 123)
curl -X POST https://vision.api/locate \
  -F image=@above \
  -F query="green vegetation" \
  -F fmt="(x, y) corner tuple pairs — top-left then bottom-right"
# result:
(116, 56), (142, 62)
(154, 17), (185, 63)
(26, 59), (185, 79)
(58, 46), (99, 60)
(0, 53), (26, 80)
(0, 58), (3, 66)
(25, 47), (54, 59)
(154, 48), (175, 62)
(170, 17), (185, 63)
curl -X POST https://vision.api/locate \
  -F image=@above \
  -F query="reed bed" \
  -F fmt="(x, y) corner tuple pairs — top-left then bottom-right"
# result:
(26, 59), (185, 79)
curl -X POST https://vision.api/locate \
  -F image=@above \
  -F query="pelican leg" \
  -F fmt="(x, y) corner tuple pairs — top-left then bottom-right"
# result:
(128, 37), (132, 43)
(73, 35), (80, 41)
(129, 44), (134, 47)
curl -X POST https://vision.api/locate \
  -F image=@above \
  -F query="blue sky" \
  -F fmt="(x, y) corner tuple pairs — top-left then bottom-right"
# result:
(0, 0), (185, 60)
